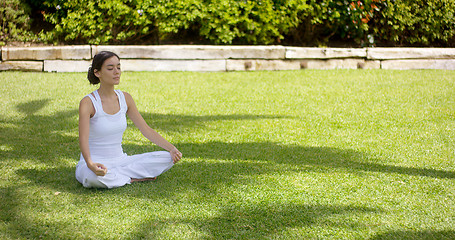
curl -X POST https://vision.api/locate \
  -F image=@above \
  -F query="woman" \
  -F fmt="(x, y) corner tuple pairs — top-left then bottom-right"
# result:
(76, 51), (182, 188)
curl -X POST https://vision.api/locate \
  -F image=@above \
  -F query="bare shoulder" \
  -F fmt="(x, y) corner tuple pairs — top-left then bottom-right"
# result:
(122, 91), (133, 99)
(80, 95), (92, 106)
(122, 91), (136, 104)
(79, 96), (95, 115)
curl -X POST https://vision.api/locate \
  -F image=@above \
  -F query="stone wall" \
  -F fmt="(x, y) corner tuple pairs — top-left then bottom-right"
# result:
(1, 45), (455, 72)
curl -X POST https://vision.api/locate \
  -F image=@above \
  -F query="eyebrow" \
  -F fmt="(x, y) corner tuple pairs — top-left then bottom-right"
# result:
(106, 64), (121, 67)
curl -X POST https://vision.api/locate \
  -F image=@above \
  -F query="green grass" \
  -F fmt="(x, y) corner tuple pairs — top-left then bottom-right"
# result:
(0, 70), (454, 239)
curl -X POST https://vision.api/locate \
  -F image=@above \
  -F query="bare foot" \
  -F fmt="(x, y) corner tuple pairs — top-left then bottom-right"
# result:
(131, 177), (157, 183)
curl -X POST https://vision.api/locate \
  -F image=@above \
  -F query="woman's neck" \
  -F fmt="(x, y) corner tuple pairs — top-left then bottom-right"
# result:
(97, 84), (116, 98)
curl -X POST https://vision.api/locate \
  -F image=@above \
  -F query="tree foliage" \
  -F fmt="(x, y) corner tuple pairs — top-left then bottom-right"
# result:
(5, 0), (455, 46)
(0, 0), (35, 45)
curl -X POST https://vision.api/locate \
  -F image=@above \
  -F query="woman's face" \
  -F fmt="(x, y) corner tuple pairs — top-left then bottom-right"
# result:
(95, 56), (121, 85)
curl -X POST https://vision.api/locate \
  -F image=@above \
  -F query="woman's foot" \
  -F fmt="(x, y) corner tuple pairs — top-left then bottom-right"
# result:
(131, 177), (157, 183)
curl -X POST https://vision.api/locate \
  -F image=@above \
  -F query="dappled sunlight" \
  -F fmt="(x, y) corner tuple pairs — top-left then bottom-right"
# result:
(128, 203), (381, 239)
(171, 141), (455, 179)
(0, 99), (79, 164)
(130, 112), (294, 133)
(371, 230), (455, 240)
(2, 70), (454, 239)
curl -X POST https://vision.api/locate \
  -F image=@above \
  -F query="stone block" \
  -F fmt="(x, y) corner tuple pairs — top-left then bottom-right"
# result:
(44, 60), (91, 72)
(0, 61), (43, 71)
(300, 59), (365, 69)
(368, 48), (455, 60)
(93, 45), (285, 59)
(357, 60), (381, 69)
(286, 47), (367, 59)
(2, 45), (91, 60)
(120, 59), (226, 71)
(226, 60), (301, 71)
(381, 59), (455, 70)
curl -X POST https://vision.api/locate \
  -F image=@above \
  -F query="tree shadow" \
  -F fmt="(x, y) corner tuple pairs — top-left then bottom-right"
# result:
(6, 102), (454, 239)
(131, 112), (293, 132)
(7, 100), (296, 195)
(16, 99), (51, 116)
(371, 230), (455, 240)
(16, 140), (454, 199)
(2, 100), (290, 164)
(4, 103), (301, 239)
(132, 202), (380, 239)
(1, 99), (79, 163)
(127, 141), (455, 180)
(12, 138), (452, 239)
(0, 184), (103, 239)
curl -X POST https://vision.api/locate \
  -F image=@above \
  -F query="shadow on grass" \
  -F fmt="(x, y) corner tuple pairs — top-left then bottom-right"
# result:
(131, 112), (293, 133)
(13, 141), (454, 238)
(13, 161), (381, 239)
(1, 98), (290, 163)
(0, 186), (73, 239)
(133, 203), (379, 239)
(126, 141), (455, 180)
(4, 100), (455, 239)
(0, 99), (79, 163)
(0, 180), (379, 239)
(11, 141), (455, 239)
(187, 141), (455, 179)
(0, 184), (112, 239)
(371, 230), (455, 240)
(16, 140), (455, 197)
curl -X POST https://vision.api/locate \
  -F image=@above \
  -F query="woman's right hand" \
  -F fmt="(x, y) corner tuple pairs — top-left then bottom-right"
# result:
(88, 162), (108, 176)
(170, 147), (182, 164)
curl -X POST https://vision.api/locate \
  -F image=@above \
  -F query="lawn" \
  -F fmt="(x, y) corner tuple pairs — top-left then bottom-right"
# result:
(0, 70), (454, 239)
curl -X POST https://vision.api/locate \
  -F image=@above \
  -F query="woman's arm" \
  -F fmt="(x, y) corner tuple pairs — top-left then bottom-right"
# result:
(79, 97), (108, 175)
(124, 92), (182, 163)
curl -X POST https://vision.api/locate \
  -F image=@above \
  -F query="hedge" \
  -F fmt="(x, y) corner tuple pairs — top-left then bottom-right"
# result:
(374, 0), (455, 46)
(38, 0), (307, 45)
(2, 0), (454, 46)
(0, 0), (36, 45)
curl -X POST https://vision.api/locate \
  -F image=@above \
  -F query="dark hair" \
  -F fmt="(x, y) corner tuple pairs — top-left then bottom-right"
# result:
(87, 51), (120, 85)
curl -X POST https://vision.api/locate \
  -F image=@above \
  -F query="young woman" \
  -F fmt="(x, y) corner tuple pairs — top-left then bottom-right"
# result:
(76, 51), (182, 188)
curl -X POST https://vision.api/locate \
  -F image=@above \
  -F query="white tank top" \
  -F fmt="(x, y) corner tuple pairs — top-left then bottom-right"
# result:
(86, 90), (128, 160)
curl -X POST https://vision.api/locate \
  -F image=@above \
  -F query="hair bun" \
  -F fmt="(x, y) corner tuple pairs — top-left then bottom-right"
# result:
(87, 66), (100, 85)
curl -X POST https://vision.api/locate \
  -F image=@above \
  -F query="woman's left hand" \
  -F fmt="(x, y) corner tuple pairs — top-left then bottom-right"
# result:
(170, 147), (182, 164)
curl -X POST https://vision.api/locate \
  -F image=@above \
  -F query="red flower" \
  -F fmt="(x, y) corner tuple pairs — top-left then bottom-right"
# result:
(350, 2), (356, 9)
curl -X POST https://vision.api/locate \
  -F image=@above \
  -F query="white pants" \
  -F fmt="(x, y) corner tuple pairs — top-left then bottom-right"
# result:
(76, 151), (174, 188)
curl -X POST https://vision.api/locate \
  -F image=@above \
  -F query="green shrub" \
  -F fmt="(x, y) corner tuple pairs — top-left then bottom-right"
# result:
(373, 0), (455, 46)
(41, 0), (155, 44)
(36, 0), (455, 46)
(141, 0), (204, 43)
(42, 0), (208, 44)
(198, 0), (307, 44)
(41, 0), (307, 45)
(287, 0), (386, 46)
(0, 0), (35, 45)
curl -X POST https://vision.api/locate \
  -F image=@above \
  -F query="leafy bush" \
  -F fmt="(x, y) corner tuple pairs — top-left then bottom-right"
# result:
(41, 0), (307, 45)
(41, 0), (209, 44)
(140, 0), (204, 43)
(0, 0), (35, 45)
(198, 0), (307, 44)
(41, 0), (155, 44)
(287, 0), (386, 46)
(15, 0), (455, 46)
(373, 0), (455, 46)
